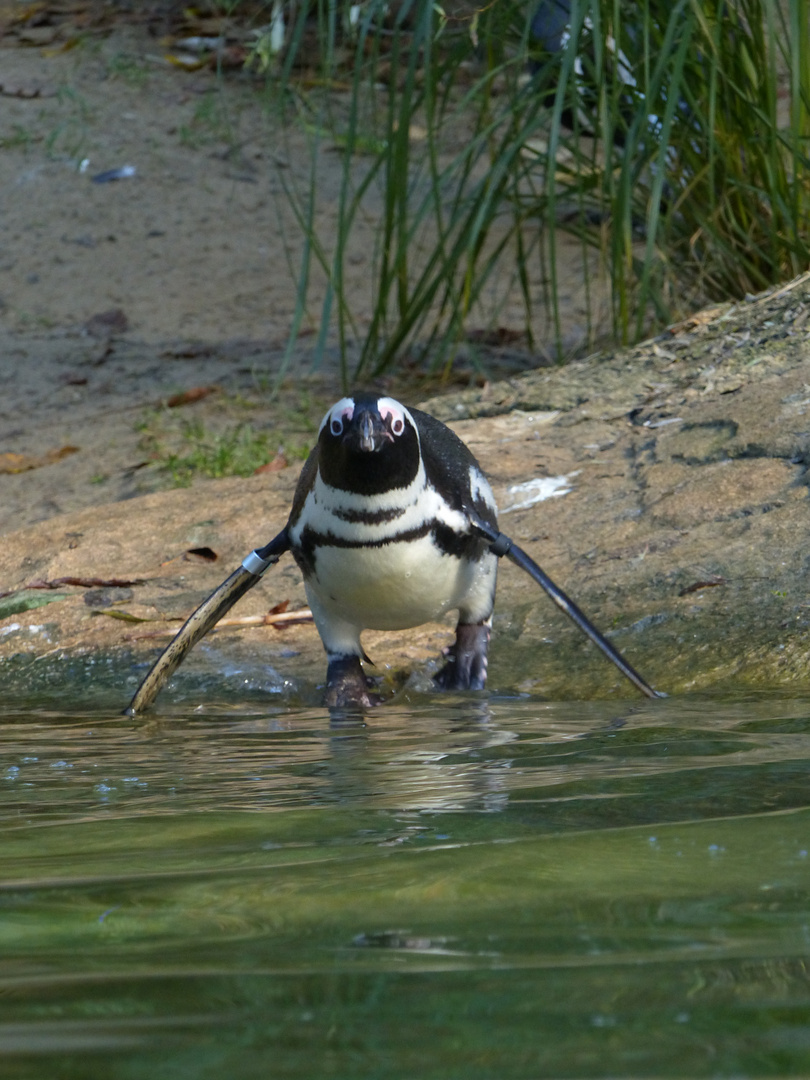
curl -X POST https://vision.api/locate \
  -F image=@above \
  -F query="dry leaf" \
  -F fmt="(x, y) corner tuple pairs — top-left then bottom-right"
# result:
(0, 453), (28, 474)
(0, 81), (57, 97)
(666, 305), (730, 335)
(161, 344), (212, 359)
(678, 577), (726, 597)
(92, 608), (149, 623)
(254, 450), (288, 474)
(27, 576), (145, 590)
(182, 547), (218, 562)
(0, 576), (146, 601)
(166, 385), (218, 407)
(0, 446), (79, 474)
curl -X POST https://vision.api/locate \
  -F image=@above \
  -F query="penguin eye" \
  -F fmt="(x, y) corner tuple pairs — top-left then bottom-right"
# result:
(329, 415), (344, 436)
(391, 417), (405, 436)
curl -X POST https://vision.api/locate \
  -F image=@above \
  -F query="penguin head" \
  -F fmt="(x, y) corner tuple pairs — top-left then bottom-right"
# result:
(317, 393), (420, 495)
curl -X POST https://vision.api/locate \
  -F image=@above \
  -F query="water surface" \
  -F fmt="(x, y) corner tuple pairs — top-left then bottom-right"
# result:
(3, 679), (810, 1078)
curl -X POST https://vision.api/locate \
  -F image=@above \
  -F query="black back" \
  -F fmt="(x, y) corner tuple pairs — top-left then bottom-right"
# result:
(409, 407), (498, 530)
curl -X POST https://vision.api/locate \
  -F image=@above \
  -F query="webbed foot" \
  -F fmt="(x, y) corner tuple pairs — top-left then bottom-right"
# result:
(325, 654), (383, 708)
(434, 621), (490, 691)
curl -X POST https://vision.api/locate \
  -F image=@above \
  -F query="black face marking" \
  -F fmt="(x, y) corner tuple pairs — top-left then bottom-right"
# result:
(318, 393), (421, 496)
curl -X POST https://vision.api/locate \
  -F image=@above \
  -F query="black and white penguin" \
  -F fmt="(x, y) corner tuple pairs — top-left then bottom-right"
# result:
(125, 391), (662, 716)
(286, 392), (499, 707)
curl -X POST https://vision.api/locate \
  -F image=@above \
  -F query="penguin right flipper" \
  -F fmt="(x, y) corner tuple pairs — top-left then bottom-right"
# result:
(467, 513), (662, 699)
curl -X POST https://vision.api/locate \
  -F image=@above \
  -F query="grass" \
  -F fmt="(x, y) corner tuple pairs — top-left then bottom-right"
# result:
(162, 421), (275, 486)
(138, 415), (273, 487)
(43, 84), (93, 161)
(105, 52), (151, 86)
(246, 0), (810, 385)
(179, 90), (238, 148)
(0, 125), (36, 151)
(136, 405), (314, 489)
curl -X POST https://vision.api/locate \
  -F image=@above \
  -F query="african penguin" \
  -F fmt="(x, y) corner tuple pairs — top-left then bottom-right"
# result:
(287, 392), (499, 707)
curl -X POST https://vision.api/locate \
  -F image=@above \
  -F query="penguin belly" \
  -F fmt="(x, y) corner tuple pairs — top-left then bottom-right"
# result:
(306, 535), (494, 631)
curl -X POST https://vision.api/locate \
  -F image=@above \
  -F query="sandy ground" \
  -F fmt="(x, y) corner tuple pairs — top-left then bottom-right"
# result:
(0, 11), (615, 535)
(0, 10), (607, 345)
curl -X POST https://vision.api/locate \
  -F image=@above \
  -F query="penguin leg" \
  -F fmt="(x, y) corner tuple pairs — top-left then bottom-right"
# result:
(325, 654), (382, 709)
(435, 620), (491, 691)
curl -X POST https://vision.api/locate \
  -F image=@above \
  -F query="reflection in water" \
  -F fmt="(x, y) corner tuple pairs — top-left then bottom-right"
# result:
(2, 690), (810, 1077)
(3, 694), (808, 825)
(325, 698), (519, 813)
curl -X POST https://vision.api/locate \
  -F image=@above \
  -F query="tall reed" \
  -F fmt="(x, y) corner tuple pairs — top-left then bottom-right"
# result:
(256, 0), (810, 384)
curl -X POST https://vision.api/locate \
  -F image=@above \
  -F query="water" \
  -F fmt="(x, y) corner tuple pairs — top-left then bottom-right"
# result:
(3, 680), (810, 1078)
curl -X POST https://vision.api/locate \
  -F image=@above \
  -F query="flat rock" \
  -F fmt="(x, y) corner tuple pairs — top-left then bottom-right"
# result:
(3, 279), (810, 700)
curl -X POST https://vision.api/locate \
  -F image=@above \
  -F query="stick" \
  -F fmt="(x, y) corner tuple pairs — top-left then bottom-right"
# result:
(125, 607), (313, 640)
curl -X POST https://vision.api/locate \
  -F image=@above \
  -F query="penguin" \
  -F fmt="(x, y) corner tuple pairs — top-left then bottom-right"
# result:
(125, 393), (661, 716)
(286, 392), (499, 707)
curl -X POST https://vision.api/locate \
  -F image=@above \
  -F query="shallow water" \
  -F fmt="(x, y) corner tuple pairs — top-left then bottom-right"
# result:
(3, 676), (810, 1078)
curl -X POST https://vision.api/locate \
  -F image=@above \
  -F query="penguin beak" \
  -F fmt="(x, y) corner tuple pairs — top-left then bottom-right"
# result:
(349, 408), (390, 453)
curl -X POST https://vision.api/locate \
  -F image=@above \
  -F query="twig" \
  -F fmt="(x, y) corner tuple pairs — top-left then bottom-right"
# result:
(751, 270), (810, 305)
(123, 608), (313, 641)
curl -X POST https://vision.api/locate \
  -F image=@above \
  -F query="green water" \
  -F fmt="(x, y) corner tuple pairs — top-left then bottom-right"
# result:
(3, 682), (810, 1078)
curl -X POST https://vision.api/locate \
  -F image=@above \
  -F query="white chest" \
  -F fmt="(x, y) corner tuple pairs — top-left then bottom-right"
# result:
(307, 534), (476, 630)
(290, 467), (498, 634)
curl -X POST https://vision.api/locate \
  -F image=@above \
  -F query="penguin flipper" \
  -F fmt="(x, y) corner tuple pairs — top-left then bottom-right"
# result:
(466, 513), (662, 700)
(125, 529), (291, 715)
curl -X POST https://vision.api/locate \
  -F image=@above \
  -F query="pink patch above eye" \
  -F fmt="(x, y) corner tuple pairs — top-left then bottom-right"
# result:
(329, 403), (354, 433)
(378, 400), (405, 434)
